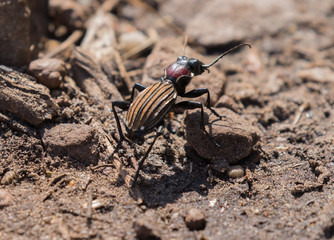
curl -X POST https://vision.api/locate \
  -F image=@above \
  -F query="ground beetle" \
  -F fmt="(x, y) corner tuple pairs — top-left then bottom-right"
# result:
(111, 43), (251, 187)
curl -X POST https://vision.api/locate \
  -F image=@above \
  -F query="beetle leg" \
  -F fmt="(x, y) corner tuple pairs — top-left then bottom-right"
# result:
(174, 101), (220, 147)
(110, 101), (130, 159)
(131, 125), (164, 187)
(130, 83), (146, 102)
(181, 88), (224, 119)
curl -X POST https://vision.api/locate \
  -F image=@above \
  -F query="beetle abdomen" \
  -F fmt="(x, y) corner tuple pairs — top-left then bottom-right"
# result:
(127, 82), (177, 136)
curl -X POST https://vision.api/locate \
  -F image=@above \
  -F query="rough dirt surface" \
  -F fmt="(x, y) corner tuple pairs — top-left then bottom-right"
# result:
(1, 0), (334, 239)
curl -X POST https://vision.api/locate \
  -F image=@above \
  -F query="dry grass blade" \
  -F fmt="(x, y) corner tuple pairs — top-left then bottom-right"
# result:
(122, 29), (158, 60)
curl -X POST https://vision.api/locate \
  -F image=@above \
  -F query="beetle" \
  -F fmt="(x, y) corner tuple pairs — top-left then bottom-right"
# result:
(111, 43), (251, 187)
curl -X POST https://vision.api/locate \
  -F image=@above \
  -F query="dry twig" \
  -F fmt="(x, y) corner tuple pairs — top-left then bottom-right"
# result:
(43, 177), (70, 201)
(44, 30), (83, 58)
(293, 102), (310, 125)
(112, 46), (132, 94)
(122, 29), (158, 60)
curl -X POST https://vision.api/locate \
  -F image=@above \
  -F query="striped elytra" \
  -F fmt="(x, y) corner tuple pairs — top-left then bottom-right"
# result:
(126, 82), (177, 136)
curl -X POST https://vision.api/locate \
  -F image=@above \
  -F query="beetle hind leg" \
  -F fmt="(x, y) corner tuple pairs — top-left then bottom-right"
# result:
(131, 125), (164, 187)
(107, 101), (131, 161)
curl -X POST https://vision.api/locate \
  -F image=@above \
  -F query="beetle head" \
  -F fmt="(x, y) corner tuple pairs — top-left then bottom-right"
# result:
(164, 56), (205, 93)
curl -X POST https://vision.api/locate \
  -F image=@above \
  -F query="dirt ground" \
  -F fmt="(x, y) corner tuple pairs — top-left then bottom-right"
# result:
(1, 0), (334, 239)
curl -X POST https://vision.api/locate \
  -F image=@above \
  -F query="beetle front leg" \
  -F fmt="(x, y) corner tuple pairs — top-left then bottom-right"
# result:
(110, 101), (130, 159)
(181, 88), (224, 119)
(174, 101), (220, 147)
(131, 125), (164, 187)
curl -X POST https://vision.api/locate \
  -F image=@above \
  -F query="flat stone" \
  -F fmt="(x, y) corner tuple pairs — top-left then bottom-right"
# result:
(184, 107), (261, 164)
(41, 123), (103, 165)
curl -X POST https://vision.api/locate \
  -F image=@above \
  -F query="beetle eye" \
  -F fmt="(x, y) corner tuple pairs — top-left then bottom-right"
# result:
(177, 56), (187, 62)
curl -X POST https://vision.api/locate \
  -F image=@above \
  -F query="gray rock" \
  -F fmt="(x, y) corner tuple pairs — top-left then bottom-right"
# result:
(184, 108), (261, 164)
(41, 123), (103, 165)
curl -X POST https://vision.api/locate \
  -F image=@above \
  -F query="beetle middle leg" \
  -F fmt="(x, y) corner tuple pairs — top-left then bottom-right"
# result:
(130, 83), (146, 101)
(131, 125), (164, 187)
(180, 88), (224, 119)
(174, 101), (220, 147)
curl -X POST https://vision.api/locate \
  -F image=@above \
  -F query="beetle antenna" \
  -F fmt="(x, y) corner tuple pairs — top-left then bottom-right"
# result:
(182, 36), (188, 56)
(202, 43), (251, 69)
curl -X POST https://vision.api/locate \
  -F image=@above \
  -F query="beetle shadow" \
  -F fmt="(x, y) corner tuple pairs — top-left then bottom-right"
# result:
(132, 110), (265, 207)
(135, 145), (217, 208)
(138, 144), (264, 206)
(130, 111), (217, 207)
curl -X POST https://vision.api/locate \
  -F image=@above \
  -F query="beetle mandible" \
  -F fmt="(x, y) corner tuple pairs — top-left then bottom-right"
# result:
(111, 43), (251, 187)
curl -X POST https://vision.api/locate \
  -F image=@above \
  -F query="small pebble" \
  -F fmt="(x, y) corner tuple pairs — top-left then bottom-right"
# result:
(28, 58), (66, 88)
(134, 210), (162, 240)
(0, 189), (13, 208)
(185, 208), (206, 231)
(1, 171), (16, 185)
(227, 165), (245, 178)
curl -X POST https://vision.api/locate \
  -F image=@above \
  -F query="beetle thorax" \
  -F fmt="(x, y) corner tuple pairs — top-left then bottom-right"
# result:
(165, 62), (192, 81)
